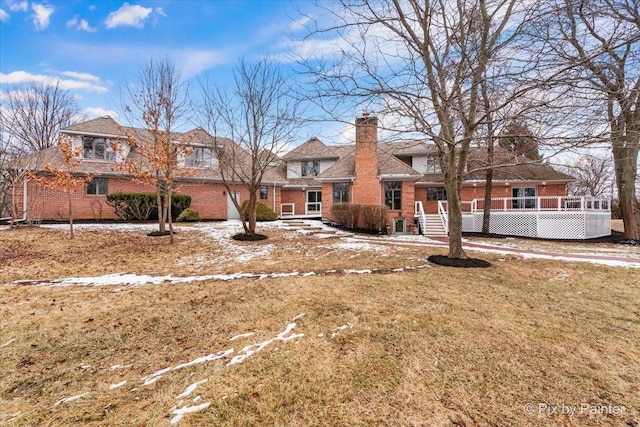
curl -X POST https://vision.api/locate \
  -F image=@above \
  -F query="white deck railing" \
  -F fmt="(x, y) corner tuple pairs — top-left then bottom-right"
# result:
(430, 196), (611, 239)
(470, 196), (610, 212)
(280, 203), (295, 216)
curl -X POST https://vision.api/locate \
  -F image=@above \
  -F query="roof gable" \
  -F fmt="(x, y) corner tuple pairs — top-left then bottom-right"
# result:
(62, 116), (127, 137)
(283, 137), (338, 160)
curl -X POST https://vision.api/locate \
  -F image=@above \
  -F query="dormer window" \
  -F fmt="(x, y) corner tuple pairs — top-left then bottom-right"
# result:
(301, 160), (320, 177)
(426, 155), (441, 173)
(186, 146), (215, 168)
(83, 137), (116, 160)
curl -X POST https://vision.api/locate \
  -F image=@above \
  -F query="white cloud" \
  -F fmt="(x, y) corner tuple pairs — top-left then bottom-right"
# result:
(59, 71), (100, 82)
(84, 107), (119, 119)
(8, 0), (27, 12)
(289, 16), (311, 32)
(0, 71), (108, 93)
(67, 16), (98, 32)
(31, 3), (54, 30)
(105, 3), (152, 29)
(0, 9), (9, 22)
(176, 49), (229, 78)
(155, 7), (167, 17)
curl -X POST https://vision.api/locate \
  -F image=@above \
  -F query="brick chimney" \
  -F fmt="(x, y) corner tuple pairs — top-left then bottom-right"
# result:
(353, 113), (379, 205)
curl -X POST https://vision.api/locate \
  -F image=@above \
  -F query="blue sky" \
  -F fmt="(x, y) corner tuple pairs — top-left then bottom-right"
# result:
(0, 0), (349, 142)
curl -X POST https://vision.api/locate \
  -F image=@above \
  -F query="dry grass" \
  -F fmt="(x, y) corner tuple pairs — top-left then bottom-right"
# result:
(1, 224), (639, 426)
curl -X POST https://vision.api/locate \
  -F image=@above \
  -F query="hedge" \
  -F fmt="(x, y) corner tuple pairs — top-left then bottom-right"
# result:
(106, 192), (191, 221)
(330, 203), (389, 232)
(240, 200), (278, 221)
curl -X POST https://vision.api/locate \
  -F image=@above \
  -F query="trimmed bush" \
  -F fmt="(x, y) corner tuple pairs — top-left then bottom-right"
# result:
(330, 203), (389, 233)
(241, 200), (278, 221)
(177, 208), (201, 222)
(105, 192), (192, 221)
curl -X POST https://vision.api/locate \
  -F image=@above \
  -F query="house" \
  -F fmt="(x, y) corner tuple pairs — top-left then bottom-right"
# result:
(10, 113), (611, 239)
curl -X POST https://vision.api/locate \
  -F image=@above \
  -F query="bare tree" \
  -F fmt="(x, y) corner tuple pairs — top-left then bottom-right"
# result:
(0, 81), (81, 153)
(300, 0), (541, 259)
(565, 153), (614, 197)
(200, 58), (300, 237)
(544, 0), (640, 239)
(119, 56), (191, 244)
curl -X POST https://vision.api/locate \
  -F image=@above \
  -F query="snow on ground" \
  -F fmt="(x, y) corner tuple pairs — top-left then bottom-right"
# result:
(1, 338), (16, 348)
(170, 402), (211, 426)
(53, 392), (90, 406)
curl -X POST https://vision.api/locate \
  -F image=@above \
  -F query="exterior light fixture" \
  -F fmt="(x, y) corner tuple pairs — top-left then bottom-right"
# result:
(542, 181), (547, 188)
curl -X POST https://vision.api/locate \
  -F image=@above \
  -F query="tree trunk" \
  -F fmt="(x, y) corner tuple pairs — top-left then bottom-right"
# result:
(614, 151), (640, 240)
(482, 169), (493, 234)
(611, 115), (640, 241)
(67, 190), (74, 239)
(248, 193), (257, 236)
(446, 180), (467, 259)
(157, 183), (165, 233)
(167, 188), (174, 244)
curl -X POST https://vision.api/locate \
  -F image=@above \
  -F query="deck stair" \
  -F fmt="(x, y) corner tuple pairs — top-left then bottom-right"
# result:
(421, 214), (447, 237)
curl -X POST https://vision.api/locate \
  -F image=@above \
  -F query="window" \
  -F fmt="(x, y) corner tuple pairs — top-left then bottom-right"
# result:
(426, 155), (441, 173)
(86, 177), (108, 195)
(260, 184), (268, 200)
(83, 137), (116, 160)
(185, 147), (214, 168)
(385, 181), (402, 210)
(427, 187), (447, 201)
(333, 182), (349, 203)
(512, 187), (536, 209)
(301, 160), (320, 177)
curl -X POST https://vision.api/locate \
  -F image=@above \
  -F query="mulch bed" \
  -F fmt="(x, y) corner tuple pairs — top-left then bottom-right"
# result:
(463, 230), (639, 245)
(427, 255), (492, 268)
(232, 233), (268, 241)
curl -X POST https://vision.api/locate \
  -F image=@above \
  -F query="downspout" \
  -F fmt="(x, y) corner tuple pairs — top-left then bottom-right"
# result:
(272, 183), (276, 212)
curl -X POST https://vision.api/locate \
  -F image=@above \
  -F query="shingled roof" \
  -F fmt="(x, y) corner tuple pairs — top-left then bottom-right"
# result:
(282, 137), (339, 160)
(62, 116), (128, 137)
(317, 148), (422, 180)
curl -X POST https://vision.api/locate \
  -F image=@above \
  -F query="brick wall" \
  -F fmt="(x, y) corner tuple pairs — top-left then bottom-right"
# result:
(16, 176), (285, 221)
(281, 188), (307, 216)
(352, 114), (380, 206)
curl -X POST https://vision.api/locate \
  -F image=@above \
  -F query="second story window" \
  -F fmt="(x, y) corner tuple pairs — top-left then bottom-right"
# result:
(186, 147), (214, 168)
(426, 155), (441, 173)
(83, 137), (116, 160)
(301, 160), (320, 177)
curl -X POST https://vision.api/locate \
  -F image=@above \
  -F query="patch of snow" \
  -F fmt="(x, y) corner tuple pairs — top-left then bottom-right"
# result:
(230, 332), (254, 341)
(325, 240), (390, 252)
(331, 323), (354, 338)
(1, 338), (16, 348)
(54, 392), (90, 406)
(343, 269), (372, 274)
(176, 379), (208, 399)
(227, 323), (304, 366)
(142, 349), (233, 386)
(110, 364), (132, 370)
(109, 380), (127, 390)
(170, 402), (211, 426)
(292, 313), (305, 321)
(142, 376), (163, 386)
